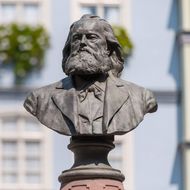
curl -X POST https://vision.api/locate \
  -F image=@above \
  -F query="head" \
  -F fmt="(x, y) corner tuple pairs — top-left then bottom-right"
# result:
(62, 14), (124, 77)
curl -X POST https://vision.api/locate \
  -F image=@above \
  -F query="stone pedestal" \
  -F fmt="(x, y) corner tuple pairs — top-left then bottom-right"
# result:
(59, 136), (125, 189)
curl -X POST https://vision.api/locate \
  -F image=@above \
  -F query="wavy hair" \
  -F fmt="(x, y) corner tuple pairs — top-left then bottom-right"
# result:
(62, 15), (124, 77)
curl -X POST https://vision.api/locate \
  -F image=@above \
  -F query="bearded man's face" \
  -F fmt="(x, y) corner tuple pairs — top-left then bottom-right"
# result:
(64, 20), (113, 75)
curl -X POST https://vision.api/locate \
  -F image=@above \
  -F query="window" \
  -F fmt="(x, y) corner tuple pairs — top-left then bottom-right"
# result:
(2, 141), (18, 156)
(104, 6), (119, 24)
(24, 141), (41, 184)
(3, 157), (18, 170)
(23, 3), (39, 24)
(1, 141), (18, 184)
(25, 173), (41, 184)
(0, 114), (52, 189)
(25, 119), (40, 131)
(0, 3), (16, 23)
(25, 141), (41, 156)
(81, 5), (96, 15)
(80, 3), (120, 25)
(0, 2), (41, 24)
(2, 173), (17, 183)
(71, 0), (131, 31)
(1, 118), (17, 131)
(26, 158), (40, 171)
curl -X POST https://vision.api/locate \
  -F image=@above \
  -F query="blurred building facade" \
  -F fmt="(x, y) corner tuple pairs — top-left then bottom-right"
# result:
(0, 0), (186, 190)
(0, 1), (53, 190)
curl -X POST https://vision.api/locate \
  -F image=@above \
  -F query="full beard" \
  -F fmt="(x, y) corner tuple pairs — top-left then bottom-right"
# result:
(64, 48), (113, 75)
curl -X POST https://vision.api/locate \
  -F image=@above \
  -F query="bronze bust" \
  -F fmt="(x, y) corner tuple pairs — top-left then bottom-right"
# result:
(24, 15), (157, 136)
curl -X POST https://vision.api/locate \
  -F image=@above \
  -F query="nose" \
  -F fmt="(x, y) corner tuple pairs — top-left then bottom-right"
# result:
(80, 35), (87, 48)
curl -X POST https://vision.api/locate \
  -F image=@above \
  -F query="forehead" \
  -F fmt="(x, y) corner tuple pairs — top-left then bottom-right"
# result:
(72, 19), (104, 35)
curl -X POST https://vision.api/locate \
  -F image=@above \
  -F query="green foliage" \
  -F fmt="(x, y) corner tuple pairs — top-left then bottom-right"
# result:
(112, 25), (133, 58)
(0, 23), (49, 83)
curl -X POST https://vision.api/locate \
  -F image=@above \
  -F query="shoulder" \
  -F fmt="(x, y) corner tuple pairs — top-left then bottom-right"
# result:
(29, 76), (71, 96)
(23, 78), (65, 115)
(32, 80), (63, 95)
(115, 77), (158, 113)
(115, 77), (145, 94)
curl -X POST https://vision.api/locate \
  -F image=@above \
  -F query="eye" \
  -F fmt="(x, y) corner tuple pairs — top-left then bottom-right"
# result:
(72, 34), (81, 42)
(87, 34), (99, 40)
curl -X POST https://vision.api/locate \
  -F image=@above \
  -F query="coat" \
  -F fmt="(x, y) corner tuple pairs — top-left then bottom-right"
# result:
(24, 74), (157, 136)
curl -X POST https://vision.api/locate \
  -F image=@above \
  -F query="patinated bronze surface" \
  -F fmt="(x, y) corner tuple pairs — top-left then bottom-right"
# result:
(60, 179), (124, 190)
(24, 15), (157, 136)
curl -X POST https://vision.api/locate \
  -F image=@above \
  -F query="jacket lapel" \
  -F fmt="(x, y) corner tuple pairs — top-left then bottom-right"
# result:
(52, 77), (77, 127)
(51, 75), (129, 134)
(103, 76), (129, 132)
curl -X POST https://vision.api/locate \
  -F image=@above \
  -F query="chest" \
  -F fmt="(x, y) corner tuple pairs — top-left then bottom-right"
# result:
(77, 91), (104, 134)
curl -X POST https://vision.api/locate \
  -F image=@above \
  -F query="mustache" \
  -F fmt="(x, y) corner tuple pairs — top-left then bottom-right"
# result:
(71, 47), (98, 57)
(70, 47), (109, 63)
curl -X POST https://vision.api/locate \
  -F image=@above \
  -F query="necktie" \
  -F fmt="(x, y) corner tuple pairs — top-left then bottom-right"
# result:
(78, 85), (102, 102)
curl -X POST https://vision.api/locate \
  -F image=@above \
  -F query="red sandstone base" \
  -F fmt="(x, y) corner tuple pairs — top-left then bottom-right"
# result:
(60, 179), (124, 190)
